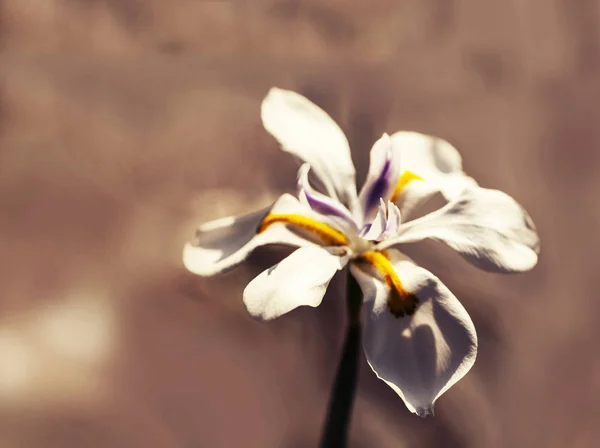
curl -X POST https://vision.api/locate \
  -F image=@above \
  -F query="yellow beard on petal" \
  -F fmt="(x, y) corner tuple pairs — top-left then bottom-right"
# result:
(359, 251), (419, 318)
(258, 213), (349, 246)
(390, 170), (423, 202)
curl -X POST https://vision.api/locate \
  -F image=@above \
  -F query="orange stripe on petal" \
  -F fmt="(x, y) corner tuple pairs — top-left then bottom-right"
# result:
(359, 251), (419, 318)
(259, 213), (349, 246)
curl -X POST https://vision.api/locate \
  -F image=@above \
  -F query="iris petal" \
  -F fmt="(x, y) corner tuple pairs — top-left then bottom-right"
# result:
(183, 194), (320, 276)
(358, 134), (403, 224)
(389, 132), (477, 220)
(378, 187), (540, 273)
(261, 88), (359, 211)
(243, 246), (346, 321)
(350, 250), (477, 416)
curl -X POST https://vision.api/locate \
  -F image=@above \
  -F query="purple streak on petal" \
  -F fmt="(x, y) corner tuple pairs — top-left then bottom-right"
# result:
(364, 148), (393, 216)
(297, 164), (358, 228)
(359, 223), (372, 237)
(302, 187), (354, 221)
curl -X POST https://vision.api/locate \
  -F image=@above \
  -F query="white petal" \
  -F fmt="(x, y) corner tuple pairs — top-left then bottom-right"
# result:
(380, 187), (540, 273)
(390, 132), (477, 218)
(261, 88), (358, 209)
(396, 181), (447, 223)
(361, 199), (388, 240)
(243, 246), (346, 321)
(183, 194), (316, 276)
(351, 250), (477, 416)
(384, 201), (402, 236)
(358, 133), (403, 223)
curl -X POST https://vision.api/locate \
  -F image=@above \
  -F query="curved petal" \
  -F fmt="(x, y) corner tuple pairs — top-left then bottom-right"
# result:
(261, 88), (358, 209)
(379, 187), (540, 273)
(183, 194), (317, 276)
(297, 163), (358, 235)
(350, 250), (477, 416)
(390, 132), (477, 219)
(358, 133), (403, 224)
(243, 246), (347, 321)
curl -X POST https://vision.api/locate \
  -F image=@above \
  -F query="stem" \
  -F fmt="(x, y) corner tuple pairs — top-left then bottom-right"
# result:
(318, 271), (362, 448)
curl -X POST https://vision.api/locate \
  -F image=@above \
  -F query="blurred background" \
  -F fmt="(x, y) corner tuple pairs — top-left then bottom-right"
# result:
(1, 0), (599, 447)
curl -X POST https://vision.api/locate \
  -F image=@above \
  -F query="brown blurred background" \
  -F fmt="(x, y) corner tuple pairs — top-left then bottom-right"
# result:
(1, 1), (599, 447)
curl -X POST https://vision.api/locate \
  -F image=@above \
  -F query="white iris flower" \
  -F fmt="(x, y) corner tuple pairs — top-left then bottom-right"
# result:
(183, 88), (540, 416)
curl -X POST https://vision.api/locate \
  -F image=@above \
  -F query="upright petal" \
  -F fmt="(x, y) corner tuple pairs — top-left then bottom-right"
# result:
(183, 194), (317, 276)
(261, 88), (358, 209)
(390, 132), (477, 219)
(385, 201), (402, 236)
(379, 187), (540, 273)
(351, 250), (477, 416)
(361, 199), (388, 241)
(358, 134), (403, 223)
(243, 246), (347, 321)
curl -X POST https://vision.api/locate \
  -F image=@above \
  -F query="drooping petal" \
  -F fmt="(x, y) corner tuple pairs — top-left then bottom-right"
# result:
(261, 88), (358, 210)
(297, 163), (358, 235)
(350, 250), (477, 416)
(243, 246), (347, 321)
(379, 187), (540, 273)
(389, 132), (477, 219)
(183, 194), (318, 276)
(358, 133), (403, 224)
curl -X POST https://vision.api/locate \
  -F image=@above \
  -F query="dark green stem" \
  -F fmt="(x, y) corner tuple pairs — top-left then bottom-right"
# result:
(318, 271), (362, 448)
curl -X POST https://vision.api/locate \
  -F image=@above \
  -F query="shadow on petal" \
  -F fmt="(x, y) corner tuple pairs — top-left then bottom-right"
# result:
(362, 260), (477, 416)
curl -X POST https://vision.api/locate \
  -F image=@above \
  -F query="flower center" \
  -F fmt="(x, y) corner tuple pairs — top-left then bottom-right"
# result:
(258, 212), (418, 318)
(347, 236), (374, 256)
